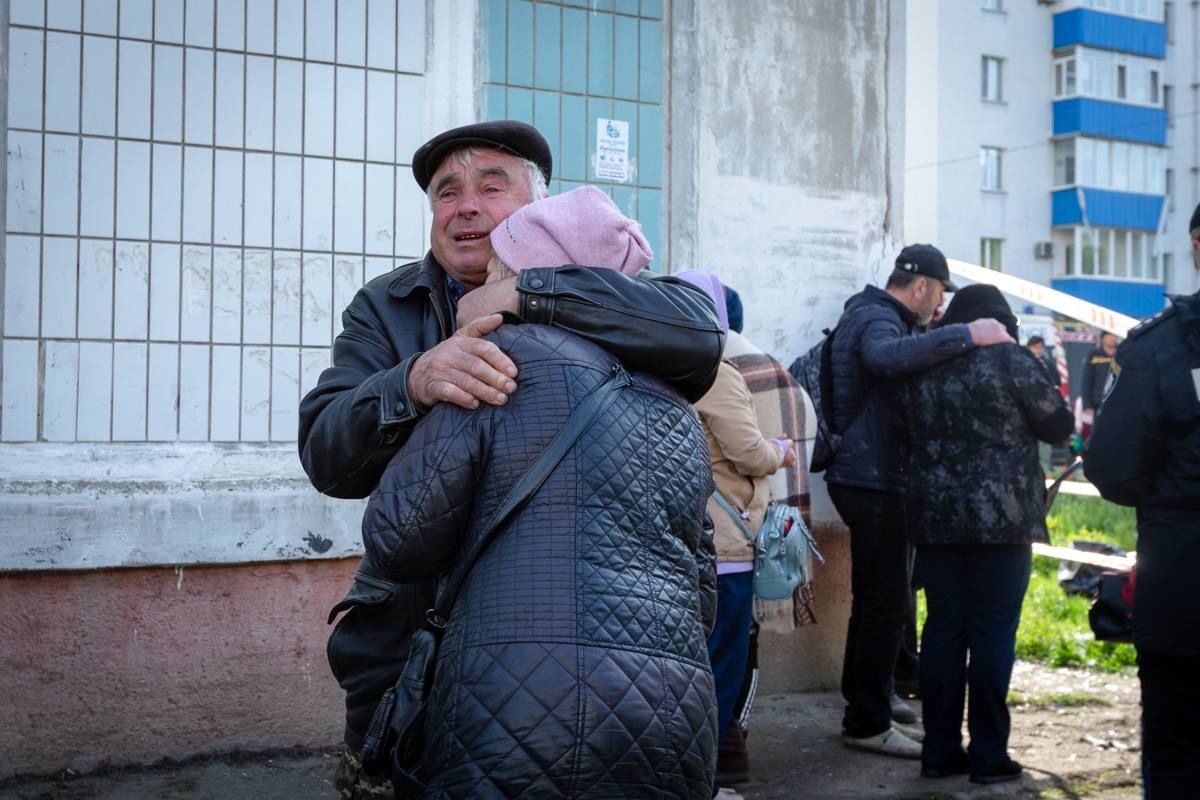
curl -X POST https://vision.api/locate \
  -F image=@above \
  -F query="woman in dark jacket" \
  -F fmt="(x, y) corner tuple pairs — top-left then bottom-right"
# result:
(898, 284), (1072, 785)
(360, 188), (719, 798)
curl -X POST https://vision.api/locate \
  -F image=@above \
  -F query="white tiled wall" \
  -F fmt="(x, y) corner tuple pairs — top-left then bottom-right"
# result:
(2, 0), (430, 443)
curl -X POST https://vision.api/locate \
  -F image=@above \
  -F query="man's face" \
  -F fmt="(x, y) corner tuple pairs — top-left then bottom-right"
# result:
(1028, 342), (1045, 359)
(428, 149), (532, 288)
(913, 277), (946, 327)
(1100, 333), (1118, 356)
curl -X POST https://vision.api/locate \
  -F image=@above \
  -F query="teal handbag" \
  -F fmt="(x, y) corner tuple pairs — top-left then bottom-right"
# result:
(712, 492), (824, 601)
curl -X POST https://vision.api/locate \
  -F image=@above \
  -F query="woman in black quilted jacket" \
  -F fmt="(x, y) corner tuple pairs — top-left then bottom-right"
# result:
(360, 188), (721, 798)
(898, 284), (1073, 786)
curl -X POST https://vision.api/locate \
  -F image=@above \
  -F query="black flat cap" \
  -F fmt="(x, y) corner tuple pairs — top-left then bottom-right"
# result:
(895, 243), (959, 292)
(412, 120), (553, 191)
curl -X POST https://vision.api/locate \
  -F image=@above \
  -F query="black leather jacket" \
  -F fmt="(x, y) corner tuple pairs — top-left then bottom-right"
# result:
(362, 323), (717, 796)
(299, 253), (724, 499)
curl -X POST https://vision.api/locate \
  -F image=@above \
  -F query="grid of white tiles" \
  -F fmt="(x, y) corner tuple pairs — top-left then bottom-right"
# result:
(1, 0), (429, 443)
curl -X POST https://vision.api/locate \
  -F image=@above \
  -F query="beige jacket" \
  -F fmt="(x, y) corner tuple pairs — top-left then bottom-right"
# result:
(695, 359), (786, 563)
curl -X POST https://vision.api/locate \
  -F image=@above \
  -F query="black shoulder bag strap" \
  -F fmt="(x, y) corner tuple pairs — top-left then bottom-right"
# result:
(429, 362), (632, 625)
(366, 363), (633, 785)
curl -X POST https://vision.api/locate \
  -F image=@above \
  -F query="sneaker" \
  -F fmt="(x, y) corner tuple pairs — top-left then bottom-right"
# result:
(892, 720), (925, 742)
(842, 727), (922, 759)
(970, 758), (1023, 785)
(921, 752), (970, 779)
(715, 788), (745, 800)
(890, 693), (918, 724)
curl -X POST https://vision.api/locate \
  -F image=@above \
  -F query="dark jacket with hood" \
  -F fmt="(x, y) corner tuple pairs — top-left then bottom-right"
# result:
(824, 284), (974, 494)
(362, 322), (718, 798)
(303, 254), (725, 750)
(898, 285), (1074, 546)
(1085, 291), (1200, 656)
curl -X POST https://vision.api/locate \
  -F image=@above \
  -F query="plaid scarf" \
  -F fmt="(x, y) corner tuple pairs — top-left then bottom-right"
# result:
(725, 331), (818, 628)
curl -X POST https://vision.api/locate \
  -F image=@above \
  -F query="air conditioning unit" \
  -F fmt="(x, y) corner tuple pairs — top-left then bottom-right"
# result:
(1034, 241), (1054, 259)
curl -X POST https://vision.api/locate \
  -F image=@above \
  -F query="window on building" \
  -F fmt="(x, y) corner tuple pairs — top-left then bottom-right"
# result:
(1082, 234), (1096, 275)
(1065, 243), (1076, 275)
(981, 147), (1003, 190)
(1083, 0), (1164, 21)
(1166, 2), (1174, 42)
(1114, 231), (1128, 276)
(1163, 252), (1173, 287)
(1164, 84), (1173, 125)
(1112, 141), (1130, 190)
(1117, 65), (1127, 99)
(1054, 139), (1076, 185)
(1166, 168), (1174, 209)
(982, 56), (1003, 102)
(981, 0), (1003, 9)
(1150, 70), (1160, 104)
(1054, 57), (1078, 97)
(981, 238), (1003, 270)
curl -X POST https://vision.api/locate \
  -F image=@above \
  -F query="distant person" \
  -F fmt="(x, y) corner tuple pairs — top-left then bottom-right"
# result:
(1025, 335), (1061, 390)
(678, 271), (793, 800)
(717, 283), (815, 786)
(1084, 203), (1200, 800)
(825, 244), (1014, 758)
(1079, 331), (1118, 435)
(899, 285), (1072, 785)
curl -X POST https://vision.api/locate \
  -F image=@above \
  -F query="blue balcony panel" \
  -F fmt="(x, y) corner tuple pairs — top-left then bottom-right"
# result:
(1053, 9), (1166, 57)
(1051, 277), (1166, 318)
(1053, 99), (1166, 145)
(1052, 188), (1163, 230)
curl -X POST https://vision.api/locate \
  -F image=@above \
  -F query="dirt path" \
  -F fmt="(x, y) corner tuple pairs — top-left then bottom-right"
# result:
(0, 662), (1142, 800)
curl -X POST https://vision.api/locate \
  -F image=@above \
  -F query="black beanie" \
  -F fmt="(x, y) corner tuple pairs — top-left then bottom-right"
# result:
(938, 284), (1018, 342)
(1190, 202), (1200, 235)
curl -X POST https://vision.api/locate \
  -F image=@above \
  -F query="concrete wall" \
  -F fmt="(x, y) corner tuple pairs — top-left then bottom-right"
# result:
(667, 0), (905, 693)
(0, 559), (354, 779)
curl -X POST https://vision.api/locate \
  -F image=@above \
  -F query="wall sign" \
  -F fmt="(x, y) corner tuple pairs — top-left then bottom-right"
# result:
(595, 118), (630, 181)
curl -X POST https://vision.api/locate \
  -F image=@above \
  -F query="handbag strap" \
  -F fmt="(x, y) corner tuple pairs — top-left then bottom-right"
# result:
(428, 363), (632, 627)
(712, 489), (756, 543)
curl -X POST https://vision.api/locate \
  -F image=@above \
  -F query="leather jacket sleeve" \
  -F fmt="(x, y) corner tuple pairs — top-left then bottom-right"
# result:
(516, 267), (725, 403)
(697, 511), (718, 635)
(298, 298), (426, 499)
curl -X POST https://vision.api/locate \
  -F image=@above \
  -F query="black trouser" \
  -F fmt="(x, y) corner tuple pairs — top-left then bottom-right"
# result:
(1139, 649), (1200, 799)
(916, 543), (1030, 771)
(829, 486), (911, 738)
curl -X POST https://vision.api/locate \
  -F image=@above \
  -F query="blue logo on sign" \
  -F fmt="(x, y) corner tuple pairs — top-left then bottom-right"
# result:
(606, 121), (620, 138)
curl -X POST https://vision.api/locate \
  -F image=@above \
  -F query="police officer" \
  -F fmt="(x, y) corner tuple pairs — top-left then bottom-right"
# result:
(1084, 202), (1200, 800)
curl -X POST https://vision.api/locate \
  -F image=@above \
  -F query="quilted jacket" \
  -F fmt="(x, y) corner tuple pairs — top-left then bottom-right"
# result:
(898, 344), (1073, 546)
(825, 285), (973, 494)
(362, 322), (718, 799)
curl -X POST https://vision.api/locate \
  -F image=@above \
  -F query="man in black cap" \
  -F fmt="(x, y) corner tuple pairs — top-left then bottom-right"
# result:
(298, 120), (725, 795)
(824, 244), (1014, 758)
(1084, 203), (1200, 799)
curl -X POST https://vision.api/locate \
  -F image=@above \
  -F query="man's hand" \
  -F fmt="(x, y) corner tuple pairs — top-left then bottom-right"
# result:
(456, 276), (519, 329)
(967, 318), (1016, 347)
(407, 314), (518, 410)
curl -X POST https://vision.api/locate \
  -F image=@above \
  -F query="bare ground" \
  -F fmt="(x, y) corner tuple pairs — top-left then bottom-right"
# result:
(0, 661), (1142, 800)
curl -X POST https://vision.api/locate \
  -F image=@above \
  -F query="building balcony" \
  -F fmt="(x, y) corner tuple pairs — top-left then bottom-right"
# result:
(1053, 8), (1166, 58)
(1053, 98), (1166, 145)
(1052, 188), (1163, 230)
(1051, 276), (1165, 318)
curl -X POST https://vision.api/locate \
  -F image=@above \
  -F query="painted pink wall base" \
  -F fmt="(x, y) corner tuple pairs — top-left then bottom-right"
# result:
(0, 558), (358, 779)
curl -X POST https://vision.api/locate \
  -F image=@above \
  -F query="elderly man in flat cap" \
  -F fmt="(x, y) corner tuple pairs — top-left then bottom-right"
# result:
(299, 121), (724, 797)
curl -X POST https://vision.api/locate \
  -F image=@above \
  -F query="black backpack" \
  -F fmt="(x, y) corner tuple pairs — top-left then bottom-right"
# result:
(788, 327), (840, 473)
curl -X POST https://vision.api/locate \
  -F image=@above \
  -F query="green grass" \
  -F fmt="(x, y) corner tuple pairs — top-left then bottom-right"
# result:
(1007, 690), (1112, 708)
(916, 496), (1138, 674)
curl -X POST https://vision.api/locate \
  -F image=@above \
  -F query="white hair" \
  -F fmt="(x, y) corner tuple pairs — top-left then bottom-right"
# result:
(426, 146), (549, 209)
